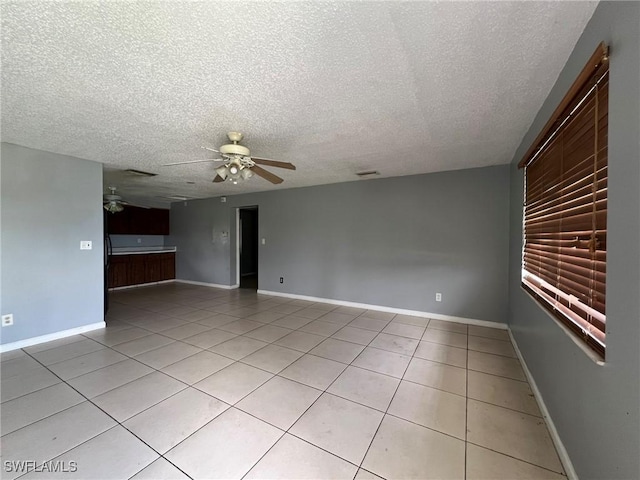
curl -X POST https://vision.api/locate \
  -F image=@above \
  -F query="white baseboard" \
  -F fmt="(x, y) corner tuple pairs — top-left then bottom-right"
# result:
(175, 279), (239, 290)
(109, 280), (175, 291)
(0, 322), (106, 353)
(257, 289), (506, 330)
(508, 329), (576, 480)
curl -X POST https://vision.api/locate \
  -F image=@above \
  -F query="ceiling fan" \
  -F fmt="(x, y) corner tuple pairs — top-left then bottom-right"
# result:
(163, 132), (296, 184)
(103, 187), (149, 213)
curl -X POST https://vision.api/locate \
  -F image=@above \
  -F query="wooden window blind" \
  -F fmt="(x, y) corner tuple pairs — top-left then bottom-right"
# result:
(520, 43), (609, 358)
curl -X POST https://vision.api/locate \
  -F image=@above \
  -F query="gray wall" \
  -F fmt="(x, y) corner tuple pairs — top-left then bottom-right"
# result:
(507, 2), (640, 478)
(0, 143), (104, 345)
(110, 235), (165, 248)
(170, 165), (510, 323)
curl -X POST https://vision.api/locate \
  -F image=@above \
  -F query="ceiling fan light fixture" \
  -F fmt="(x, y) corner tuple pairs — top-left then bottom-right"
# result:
(229, 164), (239, 175)
(241, 168), (254, 180)
(104, 201), (124, 213)
(215, 165), (229, 179)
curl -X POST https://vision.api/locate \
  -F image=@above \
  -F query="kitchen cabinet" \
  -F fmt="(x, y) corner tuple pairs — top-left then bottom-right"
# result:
(108, 252), (175, 288)
(106, 206), (170, 235)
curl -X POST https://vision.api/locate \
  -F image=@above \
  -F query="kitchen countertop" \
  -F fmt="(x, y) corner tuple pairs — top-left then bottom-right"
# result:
(111, 246), (176, 255)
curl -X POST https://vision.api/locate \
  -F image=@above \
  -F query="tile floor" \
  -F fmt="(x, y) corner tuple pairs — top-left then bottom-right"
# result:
(0, 283), (566, 479)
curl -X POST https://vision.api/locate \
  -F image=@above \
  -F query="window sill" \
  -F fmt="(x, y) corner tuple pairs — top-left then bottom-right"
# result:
(519, 285), (605, 366)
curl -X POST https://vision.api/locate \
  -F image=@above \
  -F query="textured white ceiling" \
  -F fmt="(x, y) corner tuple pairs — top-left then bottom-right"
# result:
(1, 1), (597, 206)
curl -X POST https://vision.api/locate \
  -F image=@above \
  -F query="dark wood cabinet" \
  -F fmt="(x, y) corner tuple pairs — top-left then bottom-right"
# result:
(107, 253), (175, 288)
(106, 206), (170, 235)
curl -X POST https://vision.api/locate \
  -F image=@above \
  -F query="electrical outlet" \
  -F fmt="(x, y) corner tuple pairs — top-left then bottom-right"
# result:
(435, 293), (442, 302)
(137, 238), (142, 244)
(279, 277), (284, 284)
(2, 314), (14, 327)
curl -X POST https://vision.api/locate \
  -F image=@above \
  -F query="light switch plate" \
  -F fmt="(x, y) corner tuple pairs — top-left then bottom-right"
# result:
(80, 241), (92, 250)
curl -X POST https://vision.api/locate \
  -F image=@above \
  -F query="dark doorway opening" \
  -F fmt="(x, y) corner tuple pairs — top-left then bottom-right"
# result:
(239, 207), (259, 290)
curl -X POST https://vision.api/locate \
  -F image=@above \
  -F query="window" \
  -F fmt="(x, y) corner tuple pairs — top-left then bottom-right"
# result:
(519, 43), (609, 358)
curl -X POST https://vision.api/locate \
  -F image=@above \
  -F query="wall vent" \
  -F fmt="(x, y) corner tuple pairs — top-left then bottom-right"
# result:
(126, 169), (157, 177)
(356, 170), (380, 178)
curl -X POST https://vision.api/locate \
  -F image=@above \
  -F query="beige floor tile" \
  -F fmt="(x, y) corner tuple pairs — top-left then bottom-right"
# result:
(112, 334), (175, 357)
(245, 311), (287, 323)
(47, 348), (128, 380)
(92, 371), (186, 422)
(331, 326), (378, 345)
(134, 341), (201, 369)
(295, 307), (329, 320)
(403, 357), (467, 396)
(300, 320), (343, 337)
(382, 322), (426, 339)
(426, 319), (468, 334)
(352, 347), (411, 378)
(22, 335), (87, 354)
(30, 338), (106, 366)
(218, 319), (265, 335)
(0, 402), (116, 480)
(334, 306), (367, 316)
(468, 335), (516, 357)
(1, 367), (61, 402)
(236, 376), (322, 429)
(162, 350), (234, 384)
(274, 330), (326, 352)
(244, 325), (293, 343)
(67, 359), (152, 398)
(209, 336), (268, 360)
(327, 365), (400, 411)
(270, 315), (313, 330)
(319, 312), (358, 326)
(1, 355), (43, 379)
(362, 415), (465, 480)
(466, 443), (566, 480)
(361, 310), (395, 321)
(195, 362), (272, 404)
(240, 344), (304, 374)
(135, 317), (190, 333)
(467, 399), (563, 472)
(85, 327), (152, 347)
(279, 354), (346, 390)
(388, 381), (466, 439)
(348, 317), (390, 332)
(0, 349), (27, 361)
(131, 458), (190, 479)
(176, 309), (219, 322)
(309, 338), (365, 364)
(468, 324), (510, 341)
(1, 383), (84, 435)
(246, 433), (358, 480)
(165, 408), (283, 480)
(182, 328), (237, 348)
(22, 426), (158, 479)
(421, 328), (468, 348)
(468, 370), (540, 415)
(290, 393), (384, 465)
(370, 333), (419, 356)
(354, 469), (385, 480)
(194, 314), (238, 328)
(414, 341), (467, 368)
(391, 314), (430, 328)
(468, 350), (526, 381)
(124, 388), (229, 453)
(268, 303), (305, 315)
(160, 322), (212, 340)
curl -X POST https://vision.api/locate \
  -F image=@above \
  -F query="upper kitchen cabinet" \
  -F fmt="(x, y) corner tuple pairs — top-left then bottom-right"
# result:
(106, 206), (170, 235)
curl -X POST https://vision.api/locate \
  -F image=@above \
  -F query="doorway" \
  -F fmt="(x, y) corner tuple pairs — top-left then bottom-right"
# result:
(238, 207), (259, 289)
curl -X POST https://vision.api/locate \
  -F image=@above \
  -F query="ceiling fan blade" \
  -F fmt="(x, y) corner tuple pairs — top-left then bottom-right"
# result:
(213, 175), (225, 183)
(162, 159), (223, 166)
(251, 157), (296, 170)
(251, 165), (284, 184)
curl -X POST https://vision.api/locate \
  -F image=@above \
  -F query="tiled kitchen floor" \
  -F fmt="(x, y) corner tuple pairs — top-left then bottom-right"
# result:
(1, 283), (566, 479)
